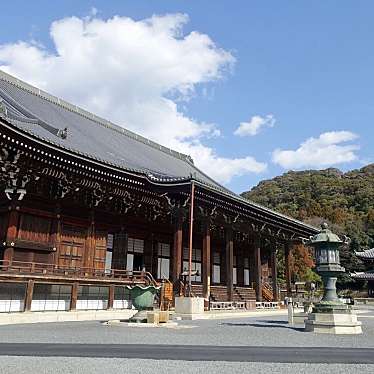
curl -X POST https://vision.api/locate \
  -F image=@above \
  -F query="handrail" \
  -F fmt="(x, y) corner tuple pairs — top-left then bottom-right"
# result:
(0, 260), (152, 284)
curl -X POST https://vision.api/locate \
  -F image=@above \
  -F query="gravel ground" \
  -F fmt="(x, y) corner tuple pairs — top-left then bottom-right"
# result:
(0, 357), (373, 374)
(0, 311), (373, 348)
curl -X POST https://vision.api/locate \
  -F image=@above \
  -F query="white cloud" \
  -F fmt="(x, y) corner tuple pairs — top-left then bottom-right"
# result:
(272, 131), (359, 169)
(0, 12), (266, 184)
(172, 141), (267, 182)
(234, 114), (275, 137)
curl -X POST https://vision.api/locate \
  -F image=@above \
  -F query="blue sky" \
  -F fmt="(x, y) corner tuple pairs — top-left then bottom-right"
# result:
(0, 1), (372, 193)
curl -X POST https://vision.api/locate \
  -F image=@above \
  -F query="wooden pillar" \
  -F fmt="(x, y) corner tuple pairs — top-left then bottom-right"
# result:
(226, 228), (234, 301)
(50, 206), (61, 265)
(24, 279), (34, 311)
(236, 247), (244, 286)
(254, 236), (262, 301)
(85, 211), (96, 269)
(144, 234), (153, 273)
(112, 228), (128, 270)
(271, 247), (278, 301)
(202, 222), (211, 300)
(172, 215), (183, 283)
(151, 238), (159, 279)
(108, 284), (115, 309)
(70, 282), (79, 310)
(3, 206), (19, 266)
(285, 242), (292, 297)
(249, 242), (256, 286)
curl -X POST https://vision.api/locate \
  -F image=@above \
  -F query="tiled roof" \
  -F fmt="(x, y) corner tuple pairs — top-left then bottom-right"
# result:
(351, 272), (374, 280)
(355, 248), (374, 260)
(0, 70), (223, 186)
(0, 70), (319, 234)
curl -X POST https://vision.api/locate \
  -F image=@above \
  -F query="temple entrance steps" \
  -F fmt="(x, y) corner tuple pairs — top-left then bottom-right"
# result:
(189, 285), (228, 301)
(190, 284), (203, 297)
(190, 285), (256, 302)
(233, 286), (256, 302)
(210, 286), (228, 302)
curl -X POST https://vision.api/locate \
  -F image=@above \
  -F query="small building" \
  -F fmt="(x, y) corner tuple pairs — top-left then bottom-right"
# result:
(0, 70), (318, 313)
(352, 248), (374, 297)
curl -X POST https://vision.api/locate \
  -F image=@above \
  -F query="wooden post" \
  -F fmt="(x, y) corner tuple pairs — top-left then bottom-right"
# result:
(50, 205), (61, 266)
(271, 247), (278, 301)
(172, 214), (183, 283)
(236, 247), (244, 286)
(70, 282), (79, 310)
(144, 234), (153, 273)
(85, 211), (96, 269)
(202, 222), (211, 301)
(112, 228), (128, 270)
(108, 284), (115, 309)
(285, 242), (292, 297)
(4, 206), (19, 266)
(187, 182), (195, 296)
(254, 236), (262, 301)
(226, 228), (234, 301)
(24, 279), (34, 311)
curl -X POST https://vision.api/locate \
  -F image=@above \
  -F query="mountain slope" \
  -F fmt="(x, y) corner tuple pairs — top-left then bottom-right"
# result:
(242, 164), (374, 287)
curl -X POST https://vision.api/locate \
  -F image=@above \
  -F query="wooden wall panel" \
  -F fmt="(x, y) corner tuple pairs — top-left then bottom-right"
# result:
(0, 214), (8, 242)
(13, 248), (33, 262)
(93, 230), (107, 270)
(17, 214), (51, 244)
(59, 224), (86, 269)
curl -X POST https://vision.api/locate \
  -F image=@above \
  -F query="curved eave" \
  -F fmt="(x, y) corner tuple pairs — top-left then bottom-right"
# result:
(351, 272), (374, 280)
(1, 117), (318, 236)
(355, 249), (374, 260)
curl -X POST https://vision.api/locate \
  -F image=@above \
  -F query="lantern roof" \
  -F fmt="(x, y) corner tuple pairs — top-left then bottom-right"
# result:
(307, 223), (343, 245)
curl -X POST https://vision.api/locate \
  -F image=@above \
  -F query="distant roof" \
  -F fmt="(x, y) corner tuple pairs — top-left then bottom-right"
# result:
(355, 248), (374, 260)
(351, 271), (374, 280)
(0, 70), (319, 234)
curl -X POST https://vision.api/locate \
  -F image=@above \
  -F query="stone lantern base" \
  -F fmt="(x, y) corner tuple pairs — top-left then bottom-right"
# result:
(305, 303), (362, 334)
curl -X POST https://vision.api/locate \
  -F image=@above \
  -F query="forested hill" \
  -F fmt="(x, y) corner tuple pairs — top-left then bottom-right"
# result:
(242, 164), (374, 284)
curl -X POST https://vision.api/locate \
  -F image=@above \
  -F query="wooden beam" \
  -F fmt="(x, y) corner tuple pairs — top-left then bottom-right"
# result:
(202, 222), (211, 301)
(70, 282), (78, 310)
(226, 228), (234, 301)
(271, 247), (278, 302)
(254, 235), (262, 302)
(285, 242), (292, 297)
(172, 214), (183, 283)
(24, 279), (34, 311)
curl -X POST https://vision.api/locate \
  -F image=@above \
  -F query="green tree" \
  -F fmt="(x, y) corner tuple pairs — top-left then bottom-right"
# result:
(242, 164), (374, 289)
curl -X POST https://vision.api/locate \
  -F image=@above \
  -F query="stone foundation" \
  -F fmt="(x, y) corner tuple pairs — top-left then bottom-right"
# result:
(174, 297), (204, 320)
(305, 310), (362, 334)
(0, 309), (138, 325)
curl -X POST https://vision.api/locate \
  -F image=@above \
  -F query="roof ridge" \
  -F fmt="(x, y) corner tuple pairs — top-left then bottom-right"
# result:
(0, 69), (193, 164)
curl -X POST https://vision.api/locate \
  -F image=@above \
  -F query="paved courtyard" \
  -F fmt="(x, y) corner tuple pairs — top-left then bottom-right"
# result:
(0, 308), (373, 373)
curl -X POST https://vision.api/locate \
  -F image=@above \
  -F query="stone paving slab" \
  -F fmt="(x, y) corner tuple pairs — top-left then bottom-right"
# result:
(0, 312), (373, 348)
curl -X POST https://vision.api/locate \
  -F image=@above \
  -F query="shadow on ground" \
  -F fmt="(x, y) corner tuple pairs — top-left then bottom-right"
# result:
(220, 320), (304, 332)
